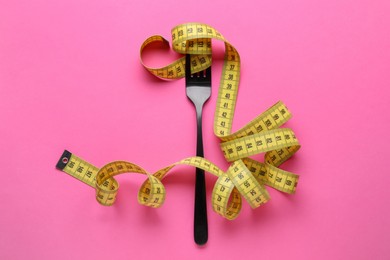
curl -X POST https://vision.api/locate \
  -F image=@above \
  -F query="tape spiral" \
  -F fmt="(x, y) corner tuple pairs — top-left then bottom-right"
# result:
(56, 23), (300, 220)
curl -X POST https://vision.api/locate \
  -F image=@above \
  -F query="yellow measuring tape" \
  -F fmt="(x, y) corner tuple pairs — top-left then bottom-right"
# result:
(56, 23), (301, 220)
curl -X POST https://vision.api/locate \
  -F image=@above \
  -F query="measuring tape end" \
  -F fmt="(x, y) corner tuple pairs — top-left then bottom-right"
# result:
(56, 150), (72, 170)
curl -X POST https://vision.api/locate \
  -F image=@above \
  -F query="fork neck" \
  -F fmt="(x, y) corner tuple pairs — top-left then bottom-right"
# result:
(195, 105), (204, 157)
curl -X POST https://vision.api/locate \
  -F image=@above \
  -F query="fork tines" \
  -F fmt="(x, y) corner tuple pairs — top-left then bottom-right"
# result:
(185, 55), (211, 86)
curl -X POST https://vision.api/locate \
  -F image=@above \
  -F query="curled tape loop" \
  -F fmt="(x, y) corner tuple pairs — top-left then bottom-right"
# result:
(57, 23), (301, 220)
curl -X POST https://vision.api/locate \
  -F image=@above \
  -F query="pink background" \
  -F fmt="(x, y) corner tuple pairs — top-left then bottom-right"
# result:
(1, 0), (389, 259)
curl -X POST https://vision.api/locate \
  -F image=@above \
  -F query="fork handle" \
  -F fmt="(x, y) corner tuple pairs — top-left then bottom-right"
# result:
(194, 106), (208, 245)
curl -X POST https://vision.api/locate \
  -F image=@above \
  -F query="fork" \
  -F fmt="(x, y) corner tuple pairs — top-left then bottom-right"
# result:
(185, 54), (211, 245)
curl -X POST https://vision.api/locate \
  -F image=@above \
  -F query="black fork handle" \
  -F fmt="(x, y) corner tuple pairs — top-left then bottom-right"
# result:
(194, 105), (208, 245)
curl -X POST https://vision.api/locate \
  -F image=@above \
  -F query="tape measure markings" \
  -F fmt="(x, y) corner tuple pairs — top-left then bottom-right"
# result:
(218, 101), (291, 142)
(242, 157), (299, 194)
(220, 128), (300, 162)
(226, 160), (270, 209)
(57, 151), (98, 188)
(212, 175), (242, 220)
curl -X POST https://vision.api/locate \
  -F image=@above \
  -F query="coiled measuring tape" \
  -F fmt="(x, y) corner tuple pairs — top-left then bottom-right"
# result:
(56, 23), (301, 220)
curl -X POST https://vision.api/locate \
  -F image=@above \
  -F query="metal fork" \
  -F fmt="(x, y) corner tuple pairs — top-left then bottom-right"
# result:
(185, 54), (211, 245)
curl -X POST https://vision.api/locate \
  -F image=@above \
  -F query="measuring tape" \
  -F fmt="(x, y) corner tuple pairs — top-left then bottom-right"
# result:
(56, 23), (301, 220)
